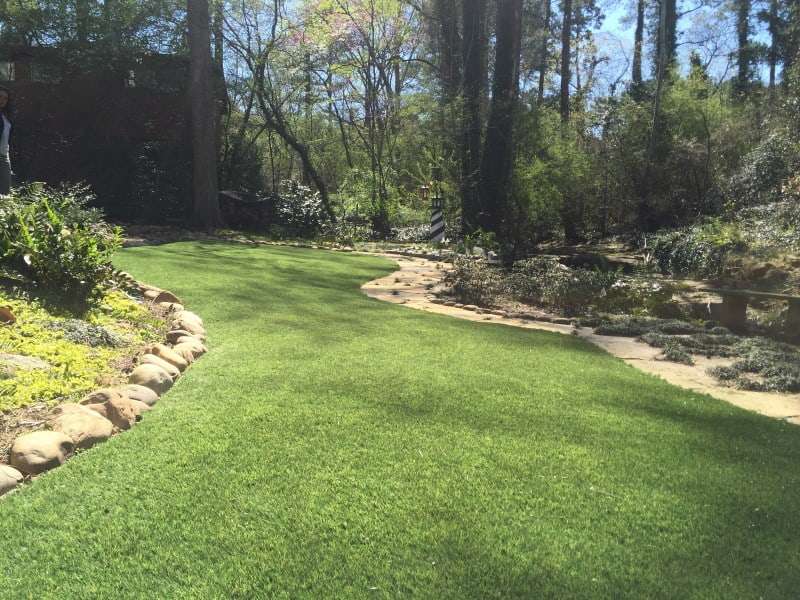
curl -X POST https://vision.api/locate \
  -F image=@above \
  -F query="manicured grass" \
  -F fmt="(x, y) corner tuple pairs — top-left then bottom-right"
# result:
(1, 241), (799, 598)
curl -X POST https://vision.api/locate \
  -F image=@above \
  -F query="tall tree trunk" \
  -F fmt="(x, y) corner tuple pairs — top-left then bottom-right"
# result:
(654, 0), (678, 72)
(735, 0), (751, 95)
(212, 0), (227, 181)
(768, 0), (777, 97)
(435, 0), (462, 101)
(559, 0), (572, 124)
(559, 0), (578, 241)
(479, 0), (523, 234)
(188, 0), (222, 229)
(103, 0), (120, 50)
(537, 0), (551, 106)
(76, 0), (90, 44)
(460, 0), (488, 234)
(303, 51), (313, 185)
(632, 0), (644, 86)
(638, 0), (672, 232)
(213, 0), (224, 68)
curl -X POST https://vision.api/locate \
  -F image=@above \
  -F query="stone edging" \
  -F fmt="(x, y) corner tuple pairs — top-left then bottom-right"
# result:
(0, 275), (209, 499)
(361, 253), (800, 426)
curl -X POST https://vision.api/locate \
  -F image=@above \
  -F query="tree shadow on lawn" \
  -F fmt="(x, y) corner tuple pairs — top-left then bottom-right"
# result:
(126, 241), (386, 289)
(123, 242), (800, 449)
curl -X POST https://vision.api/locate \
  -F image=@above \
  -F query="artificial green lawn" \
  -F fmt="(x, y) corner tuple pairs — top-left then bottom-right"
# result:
(1, 241), (800, 598)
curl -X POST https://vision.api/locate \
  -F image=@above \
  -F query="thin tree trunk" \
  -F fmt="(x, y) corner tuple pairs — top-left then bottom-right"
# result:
(212, 0), (227, 181)
(325, 68), (354, 169)
(103, 0), (120, 50)
(768, 0), (777, 102)
(254, 82), (335, 221)
(460, 0), (488, 234)
(303, 51), (313, 185)
(76, 0), (89, 44)
(537, 0), (551, 106)
(639, 0), (670, 232)
(559, 0), (572, 124)
(632, 0), (644, 86)
(188, 0), (222, 229)
(436, 0), (462, 100)
(735, 0), (751, 94)
(653, 0), (677, 73)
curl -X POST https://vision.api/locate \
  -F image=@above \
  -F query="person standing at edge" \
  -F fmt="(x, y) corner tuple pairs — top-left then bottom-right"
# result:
(0, 86), (13, 195)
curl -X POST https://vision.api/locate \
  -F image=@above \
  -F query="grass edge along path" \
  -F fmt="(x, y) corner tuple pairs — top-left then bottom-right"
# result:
(0, 241), (799, 599)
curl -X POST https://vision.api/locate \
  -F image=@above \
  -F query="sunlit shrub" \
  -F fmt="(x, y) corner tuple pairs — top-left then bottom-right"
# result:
(0, 183), (121, 311)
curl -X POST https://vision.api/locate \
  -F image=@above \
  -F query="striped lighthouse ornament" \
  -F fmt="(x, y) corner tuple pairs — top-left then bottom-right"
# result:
(430, 195), (445, 243)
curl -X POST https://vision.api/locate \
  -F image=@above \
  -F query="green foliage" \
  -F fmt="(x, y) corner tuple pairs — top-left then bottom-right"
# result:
(390, 224), (430, 243)
(0, 183), (122, 311)
(446, 255), (683, 318)
(707, 339), (800, 393)
(319, 220), (373, 245)
(46, 319), (125, 348)
(272, 180), (329, 238)
(636, 322), (800, 392)
(592, 316), (703, 337)
(508, 257), (619, 315)
(443, 257), (506, 306)
(661, 340), (696, 365)
(599, 278), (682, 317)
(463, 229), (499, 253)
(335, 168), (410, 233)
(647, 219), (745, 278)
(0, 288), (162, 411)
(511, 109), (590, 244)
(733, 200), (800, 251)
(726, 132), (800, 209)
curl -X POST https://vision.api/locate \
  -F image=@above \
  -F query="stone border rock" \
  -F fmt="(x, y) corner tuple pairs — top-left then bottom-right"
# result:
(0, 275), (209, 498)
(362, 254), (800, 426)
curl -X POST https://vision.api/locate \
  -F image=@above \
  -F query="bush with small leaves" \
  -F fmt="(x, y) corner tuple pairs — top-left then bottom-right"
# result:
(508, 257), (619, 315)
(0, 183), (121, 311)
(661, 340), (695, 365)
(444, 257), (507, 306)
(272, 180), (328, 238)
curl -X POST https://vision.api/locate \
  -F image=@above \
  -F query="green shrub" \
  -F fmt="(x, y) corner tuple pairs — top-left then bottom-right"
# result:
(594, 316), (703, 338)
(444, 257), (506, 306)
(601, 278), (681, 317)
(594, 319), (651, 337)
(390, 224), (430, 243)
(0, 183), (121, 311)
(646, 220), (745, 278)
(46, 319), (125, 347)
(269, 179), (330, 238)
(508, 257), (619, 315)
(661, 340), (695, 365)
(734, 201), (800, 251)
(726, 132), (800, 209)
(319, 220), (373, 245)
